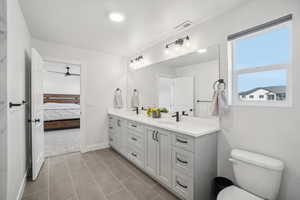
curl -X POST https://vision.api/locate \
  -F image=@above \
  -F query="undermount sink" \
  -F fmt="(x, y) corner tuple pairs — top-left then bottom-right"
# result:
(155, 118), (178, 125)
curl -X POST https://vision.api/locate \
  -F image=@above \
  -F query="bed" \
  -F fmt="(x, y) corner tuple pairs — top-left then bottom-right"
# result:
(44, 94), (80, 131)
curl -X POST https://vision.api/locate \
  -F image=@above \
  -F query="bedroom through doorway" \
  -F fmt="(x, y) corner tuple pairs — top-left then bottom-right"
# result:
(43, 60), (81, 157)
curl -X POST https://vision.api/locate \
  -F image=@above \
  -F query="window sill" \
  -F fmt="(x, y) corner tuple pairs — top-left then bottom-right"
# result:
(230, 101), (292, 108)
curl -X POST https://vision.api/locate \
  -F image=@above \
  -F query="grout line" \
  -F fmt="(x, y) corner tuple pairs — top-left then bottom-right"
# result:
(91, 150), (139, 200)
(47, 159), (50, 200)
(110, 150), (163, 200)
(97, 149), (163, 200)
(79, 153), (110, 200)
(61, 156), (80, 200)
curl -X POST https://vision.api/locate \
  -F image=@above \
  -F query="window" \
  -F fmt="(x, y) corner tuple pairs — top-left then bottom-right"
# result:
(228, 14), (292, 106)
(268, 95), (275, 100)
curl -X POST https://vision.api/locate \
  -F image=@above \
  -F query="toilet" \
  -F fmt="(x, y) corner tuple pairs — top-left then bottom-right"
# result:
(217, 149), (284, 200)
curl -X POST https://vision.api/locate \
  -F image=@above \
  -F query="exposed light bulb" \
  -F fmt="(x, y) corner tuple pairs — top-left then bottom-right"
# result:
(165, 49), (170, 54)
(185, 41), (191, 47)
(109, 12), (125, 22)
(197, 48), (207, 54)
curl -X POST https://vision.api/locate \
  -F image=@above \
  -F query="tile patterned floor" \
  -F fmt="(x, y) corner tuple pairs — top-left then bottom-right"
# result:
(22, 148), (180, 200)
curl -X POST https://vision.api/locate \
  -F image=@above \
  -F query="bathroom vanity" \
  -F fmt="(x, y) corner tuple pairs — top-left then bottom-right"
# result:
(108, 108), (220, 200)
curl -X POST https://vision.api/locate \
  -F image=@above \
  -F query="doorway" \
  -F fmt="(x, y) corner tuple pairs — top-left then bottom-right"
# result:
(43, 60), (81, 157)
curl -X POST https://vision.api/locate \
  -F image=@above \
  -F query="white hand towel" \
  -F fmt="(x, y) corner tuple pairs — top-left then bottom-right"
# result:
(211, 89), (229, 116)
(113, 90), (123, 109)
(131, 90), (140, 108)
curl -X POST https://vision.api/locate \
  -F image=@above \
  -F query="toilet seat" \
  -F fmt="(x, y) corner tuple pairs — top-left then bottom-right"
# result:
(217, 186), (264, 200)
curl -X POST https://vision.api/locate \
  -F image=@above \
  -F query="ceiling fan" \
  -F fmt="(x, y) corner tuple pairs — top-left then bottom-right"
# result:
(47, 66), (80, 77)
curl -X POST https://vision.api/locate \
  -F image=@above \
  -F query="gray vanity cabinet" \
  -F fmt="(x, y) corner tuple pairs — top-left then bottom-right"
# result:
(108, 114), (218, 200)
(109, 116), (125, 155)
(145, 126), (172, 187)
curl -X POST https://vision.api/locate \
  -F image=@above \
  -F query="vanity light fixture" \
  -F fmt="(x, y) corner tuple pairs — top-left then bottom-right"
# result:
(130, 55), (143, 64)
(164, 48), (170, 54)
(197, 48), (207, 54)
(165, 35), (190, 50)
(130, 55), (144, 68)
(109, 12), (125, 22)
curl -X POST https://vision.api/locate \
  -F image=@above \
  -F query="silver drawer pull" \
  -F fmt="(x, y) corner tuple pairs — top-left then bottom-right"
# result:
(131, 124), (137, 128)
(131, 153), (137, 157)
(176, 180), (188, 189)
(131, 137), (137, 141)
(109, 127), (113, 129)
(176, 138), (188, 144)
(176, 157), (188, 164)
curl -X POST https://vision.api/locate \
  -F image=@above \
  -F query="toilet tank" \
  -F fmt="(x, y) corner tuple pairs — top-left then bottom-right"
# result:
(230, 149), (284, 200)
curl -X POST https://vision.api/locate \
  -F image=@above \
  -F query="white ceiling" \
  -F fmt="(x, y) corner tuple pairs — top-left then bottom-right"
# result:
(19, 0), (248, 56)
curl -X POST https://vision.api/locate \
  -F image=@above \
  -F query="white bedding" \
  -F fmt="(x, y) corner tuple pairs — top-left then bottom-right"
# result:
(44, 103), (80, 121)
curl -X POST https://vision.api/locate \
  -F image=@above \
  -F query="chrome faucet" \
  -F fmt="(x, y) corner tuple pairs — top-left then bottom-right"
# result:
(172, 111), (180, 122)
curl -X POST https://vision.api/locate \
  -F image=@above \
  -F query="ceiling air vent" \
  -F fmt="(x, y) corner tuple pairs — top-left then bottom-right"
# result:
(174, 20), (192, 31)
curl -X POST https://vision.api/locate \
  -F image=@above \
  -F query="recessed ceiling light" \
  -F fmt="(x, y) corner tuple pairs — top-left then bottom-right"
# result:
(197, 48), (207, 54)
(109, 12), (125, 23)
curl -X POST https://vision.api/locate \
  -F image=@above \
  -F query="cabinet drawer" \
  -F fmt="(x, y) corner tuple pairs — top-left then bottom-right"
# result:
(172, 171), (193, 200)
(172, 134), (194, 152)
(172, 147), (194, 176)
(109, 132), (117, 148)
(128, 147), (145, 169)
(127, 121), (143, 133)
(128, 131), (144, 151)
(108, 124), (115, 133)
(108, 115), (114, 126)
(108, 117), (116, 133)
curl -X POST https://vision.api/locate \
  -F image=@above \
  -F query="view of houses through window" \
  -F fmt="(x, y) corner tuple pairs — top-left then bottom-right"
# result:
(239, 86), (286, 101)
(230, 18), (292, 104)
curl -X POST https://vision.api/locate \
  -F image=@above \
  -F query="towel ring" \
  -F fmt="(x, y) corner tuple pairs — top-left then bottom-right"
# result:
(133, 89), (139, 93)
(115, 88), (122, 94)
(213, 79), (226, 91)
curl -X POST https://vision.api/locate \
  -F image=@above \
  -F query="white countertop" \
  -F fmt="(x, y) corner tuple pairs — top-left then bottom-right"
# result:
(108, 108), (220, 138)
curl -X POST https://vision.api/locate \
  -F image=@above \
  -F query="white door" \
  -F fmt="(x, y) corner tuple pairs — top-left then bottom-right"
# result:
(158, 77), (173, 112)
(31, 48), (45, 180)
(157, 130), (172, 187)
(173, 77), (194, 113)
(145, 128), (157, 177)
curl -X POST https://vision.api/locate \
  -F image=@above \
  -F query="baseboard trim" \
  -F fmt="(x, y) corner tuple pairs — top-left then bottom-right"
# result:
(82, 142), (109, 153)
(17, 170), (27, 200)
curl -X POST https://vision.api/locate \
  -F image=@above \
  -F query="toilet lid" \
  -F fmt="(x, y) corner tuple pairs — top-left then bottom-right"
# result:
(217, 186), (264, 200)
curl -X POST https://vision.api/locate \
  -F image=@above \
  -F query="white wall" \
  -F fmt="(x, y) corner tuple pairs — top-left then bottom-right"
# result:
(0, 0), (7, 199)
(32, 39), (127, 152)
(7, 0), (31, 199)
(129, 0), (300, 199)
(44, 61), (80, 94)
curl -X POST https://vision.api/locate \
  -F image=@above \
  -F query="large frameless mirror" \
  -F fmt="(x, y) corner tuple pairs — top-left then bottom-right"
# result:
(127, 44), (220, 118)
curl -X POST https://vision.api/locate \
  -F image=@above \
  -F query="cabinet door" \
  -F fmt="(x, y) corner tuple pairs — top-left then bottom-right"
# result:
(145, 128), (157, 177)
(157, 130), (172, 187)
(113, 118), (122, 152)
(117, 119), (128, 156)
